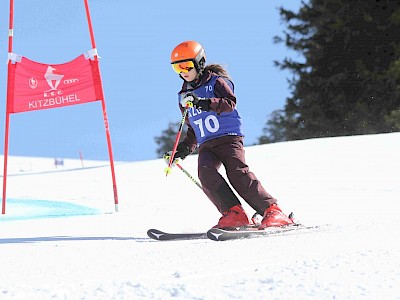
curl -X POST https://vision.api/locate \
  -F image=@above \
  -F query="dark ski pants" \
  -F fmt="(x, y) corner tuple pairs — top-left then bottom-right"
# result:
(197, 135), (276, 215)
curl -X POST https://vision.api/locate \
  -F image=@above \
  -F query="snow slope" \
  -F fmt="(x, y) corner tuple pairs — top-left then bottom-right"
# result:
(0, 133), (399, 299)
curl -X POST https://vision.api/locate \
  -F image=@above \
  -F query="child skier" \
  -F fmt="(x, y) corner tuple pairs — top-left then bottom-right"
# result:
(167, 40), (294, 229)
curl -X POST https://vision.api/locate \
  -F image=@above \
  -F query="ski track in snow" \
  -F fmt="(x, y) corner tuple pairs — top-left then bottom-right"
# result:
(1, 133), (400, 299)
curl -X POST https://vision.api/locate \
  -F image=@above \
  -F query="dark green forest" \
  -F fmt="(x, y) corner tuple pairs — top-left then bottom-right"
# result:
(259, 0), (400, 144)
(156, 0), (400, 156)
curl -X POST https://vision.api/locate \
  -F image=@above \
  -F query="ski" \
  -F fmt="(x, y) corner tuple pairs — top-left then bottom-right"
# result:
(148, 223), (327, 242)
(147, 228), (207, 241)
(207, 224), (322, 241)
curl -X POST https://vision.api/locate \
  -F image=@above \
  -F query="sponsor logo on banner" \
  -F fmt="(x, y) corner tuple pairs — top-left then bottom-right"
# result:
(29, 77), (38, 89)
(44, 66), (64, 93)
(27, 65), (81, 110)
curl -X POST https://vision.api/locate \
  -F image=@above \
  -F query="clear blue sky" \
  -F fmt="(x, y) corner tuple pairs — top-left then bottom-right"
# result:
(0, 0), (301, 162)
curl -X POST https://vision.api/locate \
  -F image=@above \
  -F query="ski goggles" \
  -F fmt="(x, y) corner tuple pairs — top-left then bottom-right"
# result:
(171, 60), (194, 73)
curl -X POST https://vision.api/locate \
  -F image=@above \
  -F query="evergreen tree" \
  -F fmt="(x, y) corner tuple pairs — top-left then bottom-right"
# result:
(261, 0), (400, 142)
(154, 122), (188, 157)
(258, 110), (287, 144)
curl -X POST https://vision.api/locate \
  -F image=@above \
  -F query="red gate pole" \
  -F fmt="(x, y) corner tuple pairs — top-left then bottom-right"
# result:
(83, 0), (119, 212)
(2, 0), (14, 214)
(2, 115), (11, 215)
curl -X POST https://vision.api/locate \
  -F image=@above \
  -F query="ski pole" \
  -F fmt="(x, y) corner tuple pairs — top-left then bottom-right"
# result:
(165, 102), (192, 176)
(163, 152), (202, 189)
(176, 162), (202, 190)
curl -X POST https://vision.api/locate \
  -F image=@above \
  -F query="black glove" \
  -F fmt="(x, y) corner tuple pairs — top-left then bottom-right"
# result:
(163, 143), (191, 165)
(194, 99), (211, 111)
(174, 142), (191, 160)
(184, 92), (211, 111)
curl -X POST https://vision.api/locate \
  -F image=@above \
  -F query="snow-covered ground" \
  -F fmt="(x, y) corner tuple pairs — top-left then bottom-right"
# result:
(1, 133), (399, 299)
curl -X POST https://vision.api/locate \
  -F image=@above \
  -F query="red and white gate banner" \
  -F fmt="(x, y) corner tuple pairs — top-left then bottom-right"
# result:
(7, 53), (104, 113)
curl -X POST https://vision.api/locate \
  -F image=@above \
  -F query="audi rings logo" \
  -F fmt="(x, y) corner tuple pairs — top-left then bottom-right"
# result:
(64, 78), (79, 84)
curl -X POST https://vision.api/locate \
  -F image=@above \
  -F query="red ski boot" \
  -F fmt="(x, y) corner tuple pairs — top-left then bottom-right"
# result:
(259, 204), (294, 229)
(214, 204), (251, 229)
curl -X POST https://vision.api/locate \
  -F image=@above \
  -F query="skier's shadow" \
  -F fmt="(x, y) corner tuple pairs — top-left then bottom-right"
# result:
(0, 236), (149, 244)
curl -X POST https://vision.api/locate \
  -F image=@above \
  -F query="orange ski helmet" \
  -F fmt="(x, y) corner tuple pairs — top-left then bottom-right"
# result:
(170, 40), (206, 72)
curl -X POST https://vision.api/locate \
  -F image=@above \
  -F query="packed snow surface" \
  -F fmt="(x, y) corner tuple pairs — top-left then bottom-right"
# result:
(1, 133), (399, 299)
